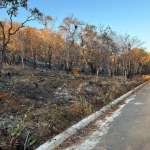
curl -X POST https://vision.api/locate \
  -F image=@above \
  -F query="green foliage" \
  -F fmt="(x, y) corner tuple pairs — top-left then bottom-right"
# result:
(50, 107), (58, 121)
(81, 100), (93, 116)
(101, 95), (110, 105)
(49, 79), (64, 88)
(25, 138), (36, 149)
(0, 83), (2, 87)
(0, 142), (6, 149)
(29, 7), (44, 22)
(0, 114), (29, 149)
(13, 77), (19, 84)
(0, 114), (36, 149)
(42, 107), (58, 121)
(68, 100), (93, 119)
(8, 114), (27, 137)
(0, 123), (8, 148)
(0, 0), (28, 17)
(0, 0), (43, 21)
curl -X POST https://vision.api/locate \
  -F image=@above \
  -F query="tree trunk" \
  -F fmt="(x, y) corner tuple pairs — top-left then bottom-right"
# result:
(48, 59), (51, 70)
(88, 62), (95, 75)
(0, 45), (5, 69)
(0, 49), (3, 69)
(96, 69), (99, 83)
(21, 56), (24, 69)
(21, 51), (25, 69)
(33, 55), (37, 69)
(66, 60), (69, 74)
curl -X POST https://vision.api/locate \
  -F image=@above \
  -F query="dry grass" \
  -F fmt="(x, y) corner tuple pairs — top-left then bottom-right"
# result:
(0, 65), (149, 149)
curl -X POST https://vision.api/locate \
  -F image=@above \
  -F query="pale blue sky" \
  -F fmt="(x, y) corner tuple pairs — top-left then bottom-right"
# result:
(0, 0), (150, 51)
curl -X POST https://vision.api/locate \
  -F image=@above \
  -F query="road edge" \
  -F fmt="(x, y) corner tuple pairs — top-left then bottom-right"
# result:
(36, 80), (149, 150)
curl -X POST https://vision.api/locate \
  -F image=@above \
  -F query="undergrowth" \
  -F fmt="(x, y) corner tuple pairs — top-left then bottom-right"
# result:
(0, 65), (150, 150)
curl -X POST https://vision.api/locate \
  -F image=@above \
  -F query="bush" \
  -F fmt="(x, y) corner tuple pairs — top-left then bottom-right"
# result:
(49, 79), (64, 88)
(68, 100), (93, 120)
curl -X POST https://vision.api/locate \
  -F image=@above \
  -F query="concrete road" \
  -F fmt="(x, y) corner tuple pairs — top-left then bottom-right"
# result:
(94, 82), (150, 150)
(66, 82), (150, 150)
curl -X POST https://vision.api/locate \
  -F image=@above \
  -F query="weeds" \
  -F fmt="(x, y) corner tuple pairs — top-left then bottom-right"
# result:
(24, 131), (36, 150)
(49, 79), (64, 88)
(0, 83), (3, 87)
(101, 95), (110, 106)
(13, 78), (19, 85)
(0, 114), (36, 150)
(9, 115), (27, 137)
(68, 100), (93, 119)
(25, 138), (36, 149)
(1, 65), (149, 149)
(51, 107), (58, 121)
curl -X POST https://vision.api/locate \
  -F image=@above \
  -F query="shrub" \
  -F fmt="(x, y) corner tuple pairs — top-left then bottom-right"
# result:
(68, 100), (93, 120)
(49, 79), (64, 88)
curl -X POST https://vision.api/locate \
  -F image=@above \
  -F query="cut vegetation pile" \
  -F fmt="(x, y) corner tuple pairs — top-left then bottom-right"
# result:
(0, 65), (150, 150)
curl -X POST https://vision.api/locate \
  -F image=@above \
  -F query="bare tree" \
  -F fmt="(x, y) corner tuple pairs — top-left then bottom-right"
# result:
(15, 28), (30, 68)
(59, 15), (82, 74)
(119, 33), (144, 78)
(0, 0), (44, 69)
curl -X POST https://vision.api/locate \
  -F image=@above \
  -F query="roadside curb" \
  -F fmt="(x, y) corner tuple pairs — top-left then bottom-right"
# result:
(36, 80), (149, 150)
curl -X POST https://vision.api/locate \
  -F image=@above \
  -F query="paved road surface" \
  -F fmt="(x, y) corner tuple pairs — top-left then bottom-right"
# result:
(94, 82), (150, 150)
(66, 82), (150, 150)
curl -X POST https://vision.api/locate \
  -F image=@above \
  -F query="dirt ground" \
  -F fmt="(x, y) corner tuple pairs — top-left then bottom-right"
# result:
(0, 64), (149, 150)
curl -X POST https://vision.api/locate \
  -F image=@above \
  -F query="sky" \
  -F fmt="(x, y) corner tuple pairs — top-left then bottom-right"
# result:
(0, 0), (150, 51)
